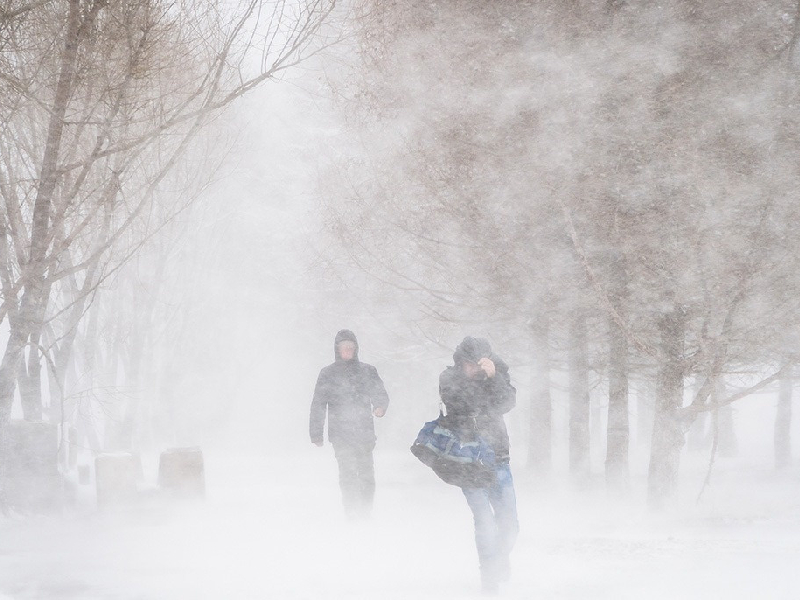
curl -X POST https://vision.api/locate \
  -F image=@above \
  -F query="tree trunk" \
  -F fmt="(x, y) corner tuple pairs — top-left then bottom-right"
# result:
(775, 370), (792, 469)
(528, 313), (552, 475)
(0, 287), (45, 425)
(18, 285), (52, 421)
(18, 345), (42, 421)
(0, 0), (84, 428)
(50, 256), (102, 415)
(637, 378), (655, 450)
(102, 289), (126, 452)
(647, 308), (686, 508)
(606, 312), (629, 490)
(569, 311), (590, 481)
(119, 336), (141, 451)
(77, 298), (102, 454)
(604, 249), (628, 488)
(687, 410), (708, 453)
(117, 258), (167, 452)
(714, 377), (739, 458)
(686, 377), (705, 452)
(105, 319), (140, 453)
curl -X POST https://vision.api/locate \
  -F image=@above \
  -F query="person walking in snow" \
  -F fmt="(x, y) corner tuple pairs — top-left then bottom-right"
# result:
(439, 336), (519, 594)
(310, 329), (390, 518)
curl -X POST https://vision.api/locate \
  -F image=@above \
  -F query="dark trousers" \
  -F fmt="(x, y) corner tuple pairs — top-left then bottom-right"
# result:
(333, 443), (375, 518)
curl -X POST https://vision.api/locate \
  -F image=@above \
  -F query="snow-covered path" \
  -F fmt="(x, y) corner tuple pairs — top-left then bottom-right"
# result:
(1, 450), (799, 599)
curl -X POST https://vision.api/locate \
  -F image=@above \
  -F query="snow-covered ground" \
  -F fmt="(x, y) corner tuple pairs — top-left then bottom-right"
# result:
(1, 447), (798, 599)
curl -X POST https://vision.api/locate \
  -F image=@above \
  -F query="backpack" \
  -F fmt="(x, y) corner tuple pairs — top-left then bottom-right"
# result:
(410, 412), (496, 488)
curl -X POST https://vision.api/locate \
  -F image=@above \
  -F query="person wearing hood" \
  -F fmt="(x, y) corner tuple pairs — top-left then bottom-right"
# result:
(439, 336), (518, 594)
(310, 330), (390, 518)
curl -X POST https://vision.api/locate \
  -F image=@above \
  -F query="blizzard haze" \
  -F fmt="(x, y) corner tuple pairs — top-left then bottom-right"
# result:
(1, 2), (800, 599)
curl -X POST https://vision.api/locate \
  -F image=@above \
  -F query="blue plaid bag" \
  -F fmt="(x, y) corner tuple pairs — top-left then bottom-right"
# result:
(410, 413), (496, 488)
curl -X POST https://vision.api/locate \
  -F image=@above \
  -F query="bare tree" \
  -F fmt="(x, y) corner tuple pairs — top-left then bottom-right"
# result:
(0, 0), (339, 500)
(324, 0), (800, 508)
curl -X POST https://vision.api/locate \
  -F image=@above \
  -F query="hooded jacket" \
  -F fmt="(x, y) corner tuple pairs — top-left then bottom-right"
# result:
(309, 330), (390, 447)
(439, 337), (516, 464)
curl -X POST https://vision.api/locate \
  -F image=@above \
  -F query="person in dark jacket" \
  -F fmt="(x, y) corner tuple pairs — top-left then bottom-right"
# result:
(439, 336), (518, 594)
(310, 330), (390, 518)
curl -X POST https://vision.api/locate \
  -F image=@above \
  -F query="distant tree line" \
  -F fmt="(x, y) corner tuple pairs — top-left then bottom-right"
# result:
(322, 0), (800, 506)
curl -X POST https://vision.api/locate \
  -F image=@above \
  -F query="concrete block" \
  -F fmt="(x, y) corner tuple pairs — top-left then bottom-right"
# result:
(158, 447), (205, 497)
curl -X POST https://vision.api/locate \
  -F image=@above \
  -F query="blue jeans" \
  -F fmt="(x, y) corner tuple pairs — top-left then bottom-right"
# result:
(461, 463), (519, 581)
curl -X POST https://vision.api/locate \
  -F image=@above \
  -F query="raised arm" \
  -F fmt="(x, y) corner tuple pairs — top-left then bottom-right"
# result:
(486, 356), (516, 415)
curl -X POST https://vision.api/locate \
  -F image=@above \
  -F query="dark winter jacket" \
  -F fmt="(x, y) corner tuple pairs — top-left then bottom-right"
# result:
(309, 330), (390, 447)
(439, 337), (516, 463)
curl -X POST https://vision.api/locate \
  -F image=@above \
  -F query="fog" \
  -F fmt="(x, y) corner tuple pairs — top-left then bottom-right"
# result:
(2, 1), (800, 598)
